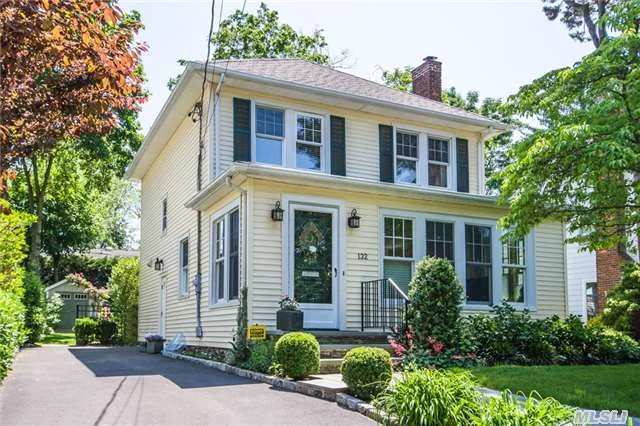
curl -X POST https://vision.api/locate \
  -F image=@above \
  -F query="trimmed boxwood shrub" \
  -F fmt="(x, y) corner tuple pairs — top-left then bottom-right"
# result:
(341, 347), (392, 400)
(274, 332), (319, 379)
(74, 318), (98, 345)
(96, 319), (117, 345)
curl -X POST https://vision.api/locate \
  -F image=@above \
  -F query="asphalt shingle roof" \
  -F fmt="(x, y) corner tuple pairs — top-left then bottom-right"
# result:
(191, 58), (503, 128)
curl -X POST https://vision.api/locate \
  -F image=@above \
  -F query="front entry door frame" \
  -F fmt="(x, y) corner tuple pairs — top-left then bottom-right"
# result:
(282, 195), (345, 330)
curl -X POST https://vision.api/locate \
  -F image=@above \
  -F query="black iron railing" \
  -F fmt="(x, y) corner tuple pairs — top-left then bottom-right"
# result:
(361, 278), (409, 332)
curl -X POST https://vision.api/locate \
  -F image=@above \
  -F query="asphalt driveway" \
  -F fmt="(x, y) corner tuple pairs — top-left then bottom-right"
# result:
(0, 346), (374, 426)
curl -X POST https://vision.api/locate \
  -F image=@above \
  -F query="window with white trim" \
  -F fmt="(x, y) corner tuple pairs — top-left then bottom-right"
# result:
(465, 225), (492, 304)
(502, 237), (526, 303)
(428, 137), (449, 188)
(212, 208), (240, 303)
(296, 114), (323, 170)
(396, 131), (418, 184)
(255, 106), (284, 165)
(161, 198), (168, 232)
(426, 220), (454, 263)
(383, 217), (414, 295)
(179, 237), (189, 296)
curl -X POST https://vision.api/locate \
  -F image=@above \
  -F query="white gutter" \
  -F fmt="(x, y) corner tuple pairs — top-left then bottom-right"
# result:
(185, 163), (503, 211)
(185, 62), (508, 132)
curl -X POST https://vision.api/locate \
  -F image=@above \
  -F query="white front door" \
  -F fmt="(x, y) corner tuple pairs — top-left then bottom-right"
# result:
(288, 203), (339, 329)
(159, 277), (167, 337)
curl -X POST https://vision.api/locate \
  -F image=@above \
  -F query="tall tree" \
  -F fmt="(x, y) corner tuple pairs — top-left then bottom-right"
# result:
(497, 0), (640, 251)
(0, 2), (145, 270)
(541, 0), (618, 48)
(168, 2), (348, 90)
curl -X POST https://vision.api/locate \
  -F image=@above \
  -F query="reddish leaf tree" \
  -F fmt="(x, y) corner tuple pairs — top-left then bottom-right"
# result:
(0, 0), (146, 189)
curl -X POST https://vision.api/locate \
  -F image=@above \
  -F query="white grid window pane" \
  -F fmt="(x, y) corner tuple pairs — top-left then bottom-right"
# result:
(396, 132), (418, 158)
(428, 137), (449, 163)
(426, 221), (454, 262)
(297, 115), (322, 143)
(502, 237), (526, 303)
(255, 107), (284, 137)
(465, 225), (492, 303)
(384, 217), (413, 258)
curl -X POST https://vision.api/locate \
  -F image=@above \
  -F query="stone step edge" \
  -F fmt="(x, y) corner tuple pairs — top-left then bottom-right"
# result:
(161, 350), (391, 424)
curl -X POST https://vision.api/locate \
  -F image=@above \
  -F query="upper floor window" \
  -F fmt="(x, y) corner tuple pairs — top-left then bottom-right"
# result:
(161, 198), (168, 233)
(255, 106), (284, 165)
(502, 237), (526, 303)
(179, 237), (189, 296)
(428, 137), (449, 188)
(296, 114), (323, 171)
(212, 208), (240, 304)
(396, 131), (418, 184)
(426, 220), (454, 262)
(465, 224), (492, 304)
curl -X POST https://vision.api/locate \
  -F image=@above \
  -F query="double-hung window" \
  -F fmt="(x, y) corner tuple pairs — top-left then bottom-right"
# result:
(383, 217), (414, 295)
(179, 237), (189, 296)
(396, 131), (418, 184)
(426, 220), (454, 263)
(428, 137), (449, 188)
(502, 237), (526, 303)
(255, 106), (284, 165)
(212, 208), (240, 303)
(465, 225), (492, 304)
(296, 114), (323, 170)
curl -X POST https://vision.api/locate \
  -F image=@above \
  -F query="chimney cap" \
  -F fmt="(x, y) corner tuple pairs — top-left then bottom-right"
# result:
(423, 56), (439, 62)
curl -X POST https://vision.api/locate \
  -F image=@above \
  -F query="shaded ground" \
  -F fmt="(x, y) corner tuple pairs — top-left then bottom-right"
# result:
(39, 331), (76, 345)
(0, 346), (374, 426)
(471, 363), (640, 416)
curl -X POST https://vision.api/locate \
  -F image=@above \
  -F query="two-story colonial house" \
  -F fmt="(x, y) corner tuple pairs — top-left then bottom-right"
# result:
(127, 57), (568, 348)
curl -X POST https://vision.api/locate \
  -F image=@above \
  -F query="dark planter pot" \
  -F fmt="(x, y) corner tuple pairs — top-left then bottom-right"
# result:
(277, 310), (304, 331)
(146, 340), (164, 354)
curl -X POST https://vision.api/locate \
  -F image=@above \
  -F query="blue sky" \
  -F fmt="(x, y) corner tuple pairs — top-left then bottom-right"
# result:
(120, 0), (593, 133)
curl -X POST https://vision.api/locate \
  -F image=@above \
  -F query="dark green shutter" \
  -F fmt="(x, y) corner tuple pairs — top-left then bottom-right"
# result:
(379, 124), (394, 183)
(330, 116), (346, 176)
(456, 138), (469, 193)
(233, 98), (251, 162)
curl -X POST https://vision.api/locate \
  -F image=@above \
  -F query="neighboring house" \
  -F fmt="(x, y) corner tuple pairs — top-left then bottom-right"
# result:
(567, 244), (637, 321)
(45, 279), (94, 331)
(126, 56), (568, 348)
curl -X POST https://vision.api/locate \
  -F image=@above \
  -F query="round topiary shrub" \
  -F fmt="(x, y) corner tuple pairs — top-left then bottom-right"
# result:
(341, 347), (393, 400)
(274, 332), (320, 379)
(408, 256), (463, 347)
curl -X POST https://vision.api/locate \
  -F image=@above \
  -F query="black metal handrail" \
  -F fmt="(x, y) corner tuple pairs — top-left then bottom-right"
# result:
(361, 278), (409, 332)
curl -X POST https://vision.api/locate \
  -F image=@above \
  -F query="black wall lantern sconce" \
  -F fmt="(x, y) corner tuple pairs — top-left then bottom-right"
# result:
(154, 258), (164, 271)
(348, 209), (361, 229)
(271, 201), (284, 222)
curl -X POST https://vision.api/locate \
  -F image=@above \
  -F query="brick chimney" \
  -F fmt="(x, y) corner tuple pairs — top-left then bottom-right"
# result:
(412, 56), (442, 102)
(595, 246), (632, 313)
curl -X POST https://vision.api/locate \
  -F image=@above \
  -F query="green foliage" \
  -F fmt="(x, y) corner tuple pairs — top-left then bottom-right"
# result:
(381, 66), (413, 92)
(74, 318), (98, 345)
(239, 339), (276, 374)
(44, 293), (63, 334)
(0, 200), (35, 296)
(472, 391), (575, 426)
(0, 291), (26, 380)
(340, 347), (392, 400)
(374, 369), (482, 426)
(41, 254), (119, 287)
(108, 257), (139, 344)
(274, 332), (319, 380)
(230, 287), (249, 363)
(602, 262), (640, 339)
(465, 302), (640, 365)
(374, 369), (573, 426)
(96, 319), (117, 345)
(497, 0), (640, 251)
(22, 271), (46, 343)
(407, 257), (463, 347)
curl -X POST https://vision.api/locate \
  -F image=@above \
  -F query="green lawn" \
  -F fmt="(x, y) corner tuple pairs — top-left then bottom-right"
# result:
(39, 332), (76, 346)
(470, 364), (640, 416)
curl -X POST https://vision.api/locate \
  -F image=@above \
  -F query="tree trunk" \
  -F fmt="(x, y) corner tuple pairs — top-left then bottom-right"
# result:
(28, 216), (43, 272)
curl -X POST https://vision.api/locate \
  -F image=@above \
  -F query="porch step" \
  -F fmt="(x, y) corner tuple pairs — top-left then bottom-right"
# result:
(270, 330), (389, 345)
(319, 355), (402, 374)
(320, 343), (392, 359)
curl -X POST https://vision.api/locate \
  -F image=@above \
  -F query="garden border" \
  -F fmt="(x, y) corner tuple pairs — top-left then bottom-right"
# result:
(161, 350), (387, 423)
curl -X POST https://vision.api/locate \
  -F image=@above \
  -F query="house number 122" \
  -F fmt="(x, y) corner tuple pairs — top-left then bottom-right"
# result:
(357, 253), (368, 260)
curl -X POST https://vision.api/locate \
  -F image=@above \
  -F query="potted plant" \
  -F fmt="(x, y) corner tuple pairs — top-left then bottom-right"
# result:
(276, 296), (303, 331)
(144, 333), (165, 354)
